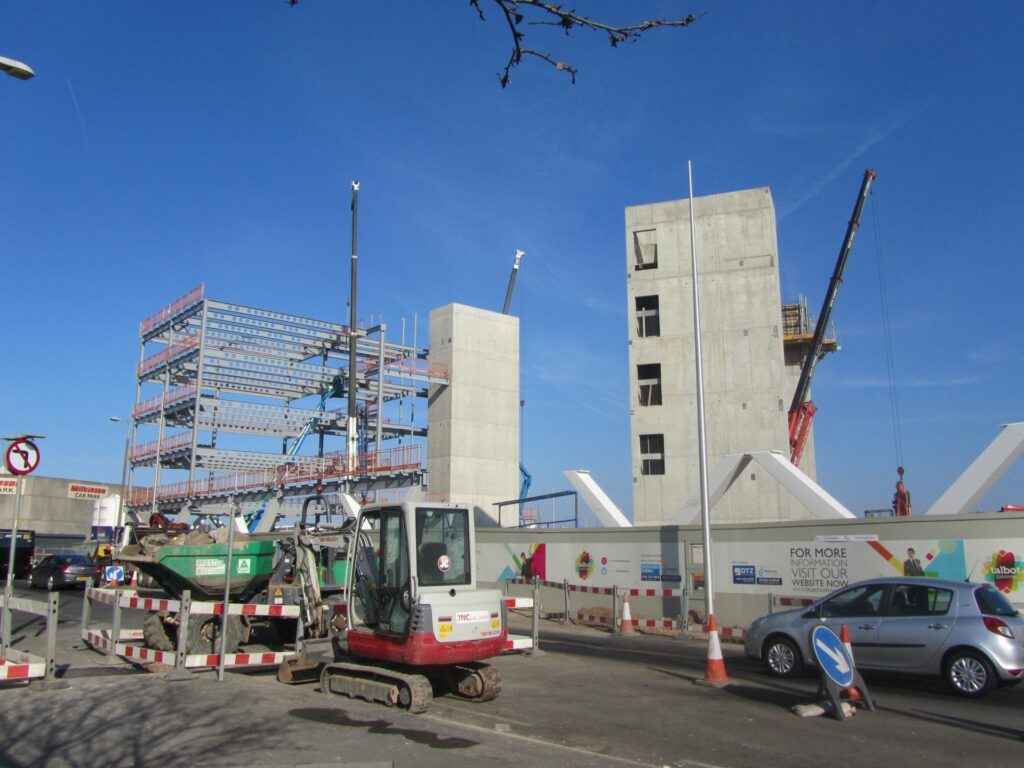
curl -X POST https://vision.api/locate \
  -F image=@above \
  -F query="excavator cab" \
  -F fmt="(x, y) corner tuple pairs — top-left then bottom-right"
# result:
(348, 503), (472, 634)
(344, 501), (505, 665)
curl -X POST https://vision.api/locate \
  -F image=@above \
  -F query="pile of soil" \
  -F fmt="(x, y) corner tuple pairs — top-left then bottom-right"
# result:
(138, 527), (245, 556)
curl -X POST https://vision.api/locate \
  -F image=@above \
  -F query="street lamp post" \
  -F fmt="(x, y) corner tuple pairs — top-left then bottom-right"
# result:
(2, 433), (45, 657)
(110, 417), (132, 532)
(0, 56), (34, 81)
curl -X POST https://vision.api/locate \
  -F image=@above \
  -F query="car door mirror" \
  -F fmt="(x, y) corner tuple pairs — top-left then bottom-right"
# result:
(801, 609), (819, 620)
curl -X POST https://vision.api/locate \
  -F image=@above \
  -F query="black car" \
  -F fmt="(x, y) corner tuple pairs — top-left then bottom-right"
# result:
(29, 554), (101, 590)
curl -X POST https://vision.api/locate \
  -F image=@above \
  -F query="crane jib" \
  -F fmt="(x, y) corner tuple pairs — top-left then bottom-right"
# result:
(788, 169), (877, 465)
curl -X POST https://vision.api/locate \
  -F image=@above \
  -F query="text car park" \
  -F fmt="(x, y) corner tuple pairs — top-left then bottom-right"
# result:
(743, 576), (1024, 697)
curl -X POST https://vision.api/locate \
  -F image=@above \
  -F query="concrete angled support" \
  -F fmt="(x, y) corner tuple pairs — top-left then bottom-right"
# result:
(674, 451), (856, 524)
(925, 422), (1024, 516)
(675, 454), (752, 525)
(563, 470), (632, 527)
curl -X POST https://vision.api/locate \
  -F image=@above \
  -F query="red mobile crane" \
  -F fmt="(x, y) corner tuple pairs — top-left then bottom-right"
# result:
(788, 168), (877, 466)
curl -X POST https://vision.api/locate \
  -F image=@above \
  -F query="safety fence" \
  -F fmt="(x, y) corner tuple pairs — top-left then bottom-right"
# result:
(504, 577), (688, 632)
(771, 595), (816, 611)
(139, 283), (205, 337)
(502, 595), (537, 654)
(0, 592), (60, 683)
(130, 431), (193, 462)
(81, 587), (300, 674)
(133, 384), (199, 420)
(126, 443), (422, 507)
(137, 333), (201, 377)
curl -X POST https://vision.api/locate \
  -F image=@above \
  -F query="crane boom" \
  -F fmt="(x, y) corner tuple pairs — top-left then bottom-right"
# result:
(789, 168), (877, 466)
(502, 250), (524, 315)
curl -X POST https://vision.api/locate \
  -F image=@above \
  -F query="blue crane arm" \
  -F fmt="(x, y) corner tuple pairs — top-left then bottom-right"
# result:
(246, 381), (340, 533)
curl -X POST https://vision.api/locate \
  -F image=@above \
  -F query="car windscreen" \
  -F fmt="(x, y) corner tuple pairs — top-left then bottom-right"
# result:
(974, 585), (1018, 617)
(57, 555), (90, 565)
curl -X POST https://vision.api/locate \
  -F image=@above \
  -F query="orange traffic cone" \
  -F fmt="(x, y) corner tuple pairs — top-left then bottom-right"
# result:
(130, 569), (139, 588)
(620, 592), (636, 635)
(840, 623), (853, 659)
(839, 623), (861, 702)
(697, 614), (731, 687)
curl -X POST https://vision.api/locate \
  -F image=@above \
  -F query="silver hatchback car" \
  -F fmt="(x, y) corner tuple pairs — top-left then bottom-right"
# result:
(744, 577), (1024, 697)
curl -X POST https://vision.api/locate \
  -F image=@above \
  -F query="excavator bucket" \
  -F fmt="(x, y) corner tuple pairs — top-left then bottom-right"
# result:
(277, 653), (325, 686)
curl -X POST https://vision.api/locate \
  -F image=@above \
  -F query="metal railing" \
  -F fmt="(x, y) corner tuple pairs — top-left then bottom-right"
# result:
(127, 444), (422, 507)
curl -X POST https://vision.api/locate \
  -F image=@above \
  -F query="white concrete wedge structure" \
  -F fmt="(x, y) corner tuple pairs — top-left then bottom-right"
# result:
(563, 470), (632, 528)
(925, 422), (1024, 516)
(674, 451), (856, 525)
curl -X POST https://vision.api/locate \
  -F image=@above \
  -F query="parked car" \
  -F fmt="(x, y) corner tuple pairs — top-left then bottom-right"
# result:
(29, 554), (102, 591)
(744, 577), (1024, 697)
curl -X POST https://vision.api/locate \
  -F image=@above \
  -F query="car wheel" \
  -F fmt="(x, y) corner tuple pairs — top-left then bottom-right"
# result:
(945, 649), (995, 697)
(764, 635), (802, 677)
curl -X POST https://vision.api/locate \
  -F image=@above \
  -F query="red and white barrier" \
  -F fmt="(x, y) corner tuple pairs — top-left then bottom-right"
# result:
(82, 587), (302, 672)
(84, 627), (290, 670)
(0, 657), (45, 680)
(1, 593), (60, 683)
(122, 595), (180, 613)
(773, 596), (816, 608)
(191, 601), (300, 618)
(503, 597), (534, 610)
(506, 578), (685, 598)
(719, 626), (747, 641)
(576, 612), (680, 630)
(504, 635), (534, 652)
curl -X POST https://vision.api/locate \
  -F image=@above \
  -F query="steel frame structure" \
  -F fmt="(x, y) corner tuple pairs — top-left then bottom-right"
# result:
(124, 285), (442, 520)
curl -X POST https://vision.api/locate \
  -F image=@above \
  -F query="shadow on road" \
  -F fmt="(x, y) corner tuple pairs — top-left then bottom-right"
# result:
(289, 707), (478, 749)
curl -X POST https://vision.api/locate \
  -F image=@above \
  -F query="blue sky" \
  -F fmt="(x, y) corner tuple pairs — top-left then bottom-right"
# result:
(2, 2), (1021, 521)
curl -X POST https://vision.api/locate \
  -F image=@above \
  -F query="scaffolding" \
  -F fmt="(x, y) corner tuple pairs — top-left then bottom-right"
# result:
(124, 285), (443, 521)
(781, 296), (838, 354)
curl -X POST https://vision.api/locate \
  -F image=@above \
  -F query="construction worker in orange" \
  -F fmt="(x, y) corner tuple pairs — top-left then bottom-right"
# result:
(893, 466), (912, 516)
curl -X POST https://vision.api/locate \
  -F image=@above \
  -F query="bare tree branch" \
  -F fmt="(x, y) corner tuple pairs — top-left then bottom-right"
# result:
(469, 0), (702, 87)
(286, 1), (701, 87)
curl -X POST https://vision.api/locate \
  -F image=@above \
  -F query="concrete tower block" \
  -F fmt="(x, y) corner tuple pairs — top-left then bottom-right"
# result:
(626, 187), (814, 525)
(427, 304), (519, 526)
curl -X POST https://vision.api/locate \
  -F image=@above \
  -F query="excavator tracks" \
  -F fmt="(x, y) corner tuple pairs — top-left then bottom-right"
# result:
(320, 661), (434, 714)
(444, 662), (502, 703)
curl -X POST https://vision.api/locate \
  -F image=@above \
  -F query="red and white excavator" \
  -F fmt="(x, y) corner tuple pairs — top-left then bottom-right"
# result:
(278, 499), (506, 713)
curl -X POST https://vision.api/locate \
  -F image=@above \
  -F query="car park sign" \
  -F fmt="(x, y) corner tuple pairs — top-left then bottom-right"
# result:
(810, 625), (855, 688)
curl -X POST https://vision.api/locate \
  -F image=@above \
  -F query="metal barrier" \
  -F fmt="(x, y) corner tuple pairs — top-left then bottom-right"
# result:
(769, 594), (816, 613)
(502, 578), (539, 654)
(0, 592), (60, 683)
(505, 577), (687, 632)
(80, 587), (300, 676)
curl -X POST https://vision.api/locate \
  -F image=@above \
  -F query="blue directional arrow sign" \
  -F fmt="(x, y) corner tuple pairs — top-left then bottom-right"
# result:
(811, 625), (855, 688)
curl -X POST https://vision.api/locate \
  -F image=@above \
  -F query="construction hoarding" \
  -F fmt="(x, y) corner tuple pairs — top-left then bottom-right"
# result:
(477, 513), (1024, 628)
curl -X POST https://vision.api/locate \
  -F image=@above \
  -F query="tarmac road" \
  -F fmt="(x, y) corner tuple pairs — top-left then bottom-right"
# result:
(1, 591), (1022, 768)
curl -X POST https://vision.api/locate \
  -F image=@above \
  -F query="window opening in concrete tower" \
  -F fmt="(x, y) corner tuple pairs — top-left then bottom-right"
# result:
(640, 433), (665, 475)
(635, 295), (660, 338)
(633, 229), (658, 270)
(637, 363), (662, 406)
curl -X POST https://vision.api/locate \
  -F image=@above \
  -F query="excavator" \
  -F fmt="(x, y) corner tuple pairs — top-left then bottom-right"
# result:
(278, 499), (506, 713)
